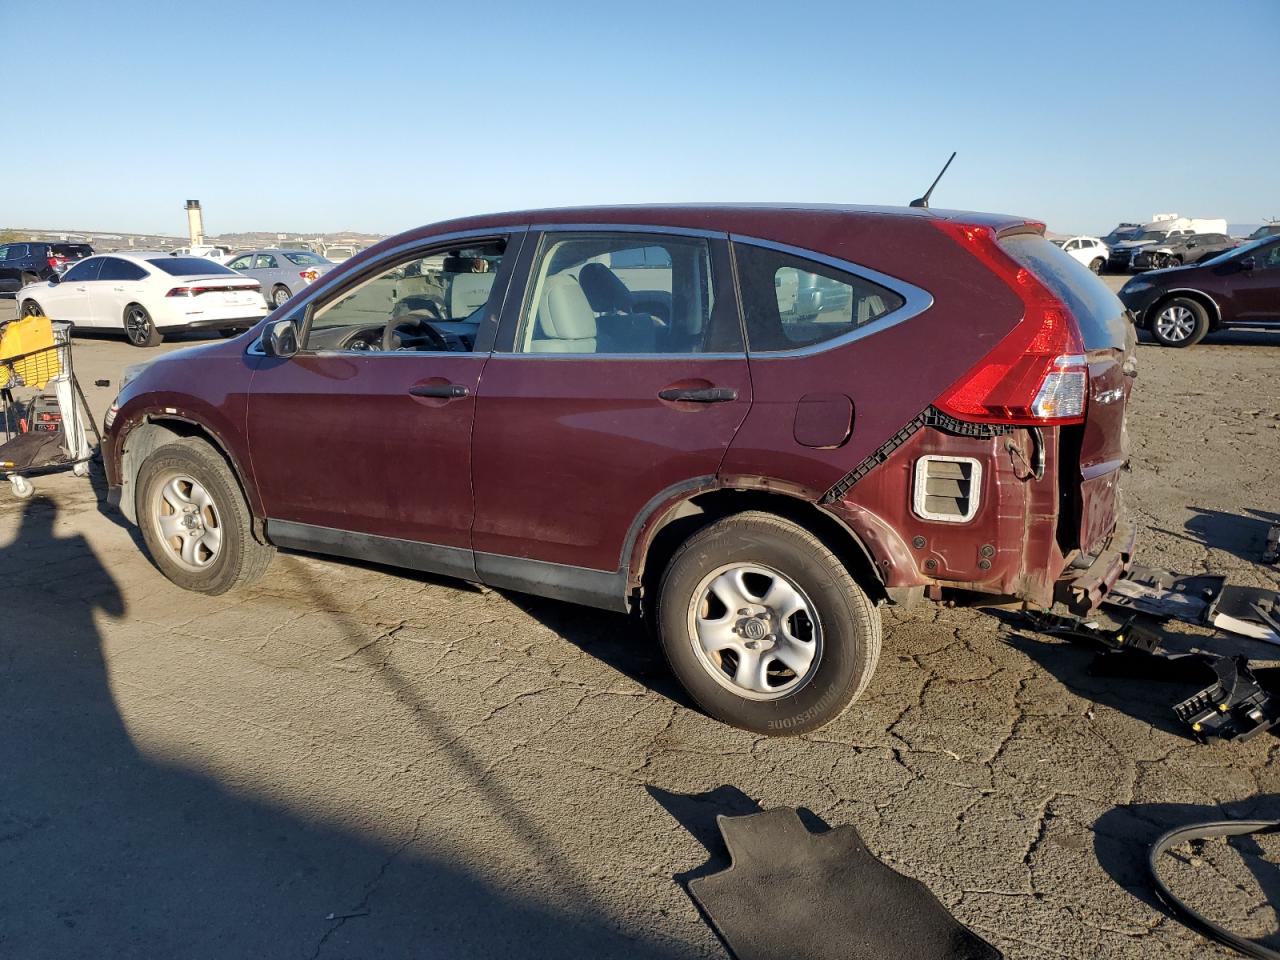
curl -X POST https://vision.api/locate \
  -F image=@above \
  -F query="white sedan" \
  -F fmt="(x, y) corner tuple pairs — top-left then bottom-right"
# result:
(17, 253), (269, 347)
(1051, 236), (1109, 274)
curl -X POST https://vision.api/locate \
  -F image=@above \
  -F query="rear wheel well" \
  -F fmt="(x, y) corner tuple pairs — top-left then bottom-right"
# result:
(636, 489), (886, 614)
(119, 418), (261, 538)
(1147, 290), (1219, 329)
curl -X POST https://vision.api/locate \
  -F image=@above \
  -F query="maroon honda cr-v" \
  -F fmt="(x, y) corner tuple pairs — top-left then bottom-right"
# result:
(104, 204), (1136, 735)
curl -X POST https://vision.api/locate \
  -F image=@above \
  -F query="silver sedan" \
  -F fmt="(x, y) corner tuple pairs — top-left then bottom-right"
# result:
(225, 248), (336, 308)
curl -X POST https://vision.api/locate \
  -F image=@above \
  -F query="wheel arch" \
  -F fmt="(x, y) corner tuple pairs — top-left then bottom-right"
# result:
(118, 415), (262, 538)
(629, 483), (888, 613)
(1147, 288), (1221, 329)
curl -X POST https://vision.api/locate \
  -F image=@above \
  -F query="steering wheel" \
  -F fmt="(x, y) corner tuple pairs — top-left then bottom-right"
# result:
(381, 311), (451, 352)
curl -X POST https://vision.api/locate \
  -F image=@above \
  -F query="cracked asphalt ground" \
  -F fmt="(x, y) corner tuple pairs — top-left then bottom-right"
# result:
(1, 280), (1278, 959)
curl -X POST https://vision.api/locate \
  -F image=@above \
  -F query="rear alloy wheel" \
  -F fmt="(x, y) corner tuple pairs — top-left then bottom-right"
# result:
(124, 304), (163, 347)
(657, 511), (881, 735)
(1151, 297), (1209, 348)
(1089, 258), (1104, 274)
(21, 299), (43, 317)
(271, 285), (292, 308)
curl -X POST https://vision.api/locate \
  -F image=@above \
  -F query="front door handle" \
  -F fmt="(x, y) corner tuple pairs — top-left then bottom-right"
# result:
(409, 383), (469, 399)
(658, 386), (738, 403)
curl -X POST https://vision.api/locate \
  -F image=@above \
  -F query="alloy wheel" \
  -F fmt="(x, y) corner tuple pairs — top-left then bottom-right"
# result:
(151, 473), (223, 571)
(686, 563), (823, 701)
(126, 307), (153, 345)
(1154, 304), (1196, 343)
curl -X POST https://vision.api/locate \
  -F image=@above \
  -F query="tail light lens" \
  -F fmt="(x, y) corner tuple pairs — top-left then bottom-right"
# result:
(299, 269), (320, 283)
(931, 222), (1087, 425)
(47, 256), (66, 269)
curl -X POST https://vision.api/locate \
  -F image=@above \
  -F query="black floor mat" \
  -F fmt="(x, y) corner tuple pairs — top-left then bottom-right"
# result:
(689, 808), (1001, 960)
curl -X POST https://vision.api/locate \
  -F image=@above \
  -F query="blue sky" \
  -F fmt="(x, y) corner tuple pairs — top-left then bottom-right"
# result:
(18, 0), (1279, 236)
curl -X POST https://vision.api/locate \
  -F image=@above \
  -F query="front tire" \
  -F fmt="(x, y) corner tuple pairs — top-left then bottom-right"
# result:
(135, 439), (274, 594)
(20, 299), (42, 317)
(656, 511), (881, 735)
(1151, 296), (1209, 347)
(124, 304), (163, 347)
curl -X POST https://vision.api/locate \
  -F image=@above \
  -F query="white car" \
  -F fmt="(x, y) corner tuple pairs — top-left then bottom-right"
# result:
(169, 244), (232, 264)
(17, 252), (269, 347)
(1052, 236), (1109, 274)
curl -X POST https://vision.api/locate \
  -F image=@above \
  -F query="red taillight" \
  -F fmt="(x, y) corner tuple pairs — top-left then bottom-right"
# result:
(931, 222), (1087, 425)
(167, 284), (258, 297)
(47, 256), (65, 268)
(299, 269), (319, 283)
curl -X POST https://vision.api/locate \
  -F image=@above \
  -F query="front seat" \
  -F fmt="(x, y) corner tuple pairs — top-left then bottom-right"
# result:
(578, 262), (632, 313)
(530, 274), (597, 353)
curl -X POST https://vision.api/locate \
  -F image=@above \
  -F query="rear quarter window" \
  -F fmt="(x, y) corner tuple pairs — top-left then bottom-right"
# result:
(999, 234), (1127, 350)
(734, 244), (906, 352)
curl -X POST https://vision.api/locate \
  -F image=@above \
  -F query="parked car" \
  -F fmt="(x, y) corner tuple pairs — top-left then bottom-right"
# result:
(0, 241), (94, 284)
(226, 248), (337, 308)
(1105, 229), (1193, 272)
(103, 204), (1135, 735)
(1130, 233), (1236, 271)
(1050, 236), (1108, 273)
(1101, 224), (1140, 249)
(1118, 235), (1280, 347)
(323, 244), (361, 263)
(17, 253), (269, 347)
(0, 264), (22, 299)
(170, 245), (232, 264)
(1247, 224), (1280, 241)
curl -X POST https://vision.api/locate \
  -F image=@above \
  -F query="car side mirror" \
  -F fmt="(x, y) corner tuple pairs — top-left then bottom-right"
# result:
(47, 272), (61, 284)
(262, 318), (300, 357)
(1239, 256), (1256, 272)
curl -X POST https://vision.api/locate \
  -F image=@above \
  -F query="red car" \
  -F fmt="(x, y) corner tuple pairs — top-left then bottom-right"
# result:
(104, 204), (1136, 735)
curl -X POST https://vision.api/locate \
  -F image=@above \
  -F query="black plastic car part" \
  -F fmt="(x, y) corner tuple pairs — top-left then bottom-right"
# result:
(1149, 817), (1280, 960)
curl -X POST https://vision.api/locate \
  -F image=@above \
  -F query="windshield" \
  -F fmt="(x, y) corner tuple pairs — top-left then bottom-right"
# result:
(1199, 235), (1276, 267)
(146, 257), (237, 276)
(1131, 231), (1167, 242)
(51, 244), (93, 258)
(1248, 225), (1280, 240)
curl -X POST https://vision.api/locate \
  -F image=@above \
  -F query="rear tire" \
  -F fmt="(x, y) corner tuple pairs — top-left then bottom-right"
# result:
(124, 303), (163, 347)
(1150, 296), (1209, 348)
(271, 285), (292, 308)
(135, 438), (274, 594)
(656, 511), (881, 735)
(1089, 257), (1104, 274)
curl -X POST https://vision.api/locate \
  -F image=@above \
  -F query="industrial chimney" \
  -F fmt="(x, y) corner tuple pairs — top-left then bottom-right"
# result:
(185, 200), (204, 246)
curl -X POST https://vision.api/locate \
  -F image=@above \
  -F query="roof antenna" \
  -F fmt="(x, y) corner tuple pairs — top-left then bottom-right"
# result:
(910, 152), (957, 209)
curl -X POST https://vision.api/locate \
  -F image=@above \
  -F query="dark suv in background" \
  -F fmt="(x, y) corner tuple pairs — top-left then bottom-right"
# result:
(0, 241), (95, 283)
(104, 204), (1135, 735)
(1120, 235), (1280, 346)
(1130, 233), (1236, 271)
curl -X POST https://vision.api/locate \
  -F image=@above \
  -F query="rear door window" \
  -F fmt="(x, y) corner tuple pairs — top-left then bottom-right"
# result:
(999, 233), (1127, 350)
(514, 232), (739, 355)
(733, 244), (905, 352)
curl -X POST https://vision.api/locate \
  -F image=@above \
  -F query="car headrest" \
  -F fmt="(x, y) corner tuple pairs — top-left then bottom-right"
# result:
(538, 275), (597, 341)
(578, 262), (632, 313)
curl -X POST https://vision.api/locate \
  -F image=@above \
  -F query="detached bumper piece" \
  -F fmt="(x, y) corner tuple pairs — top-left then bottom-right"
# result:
(1173, 656), (1280, 743)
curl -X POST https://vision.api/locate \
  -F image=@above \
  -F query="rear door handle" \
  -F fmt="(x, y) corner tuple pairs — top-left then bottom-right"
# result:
(658, 386), (738, 403)
(409, 383), (469, 399)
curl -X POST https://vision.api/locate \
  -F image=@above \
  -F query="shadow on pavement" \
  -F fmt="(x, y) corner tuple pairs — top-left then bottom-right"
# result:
(0, 498), (688, 958)
(503, 591), (695, 708)
(993, 613), (1215, 738)
(1094, 797), (1280, 951)
(1182, 506), (1280, 565)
